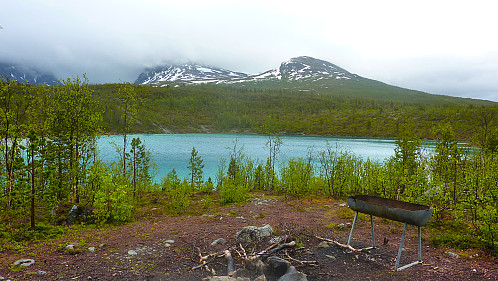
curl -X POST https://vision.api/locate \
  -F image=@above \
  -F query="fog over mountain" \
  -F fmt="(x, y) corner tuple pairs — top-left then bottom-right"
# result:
(1, 1), (498, 101)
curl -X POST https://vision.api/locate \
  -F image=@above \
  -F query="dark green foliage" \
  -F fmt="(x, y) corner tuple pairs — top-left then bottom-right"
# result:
(161, 169), (191, 214)
(90, 83), (497, 141)
(188, 147), (204, 190)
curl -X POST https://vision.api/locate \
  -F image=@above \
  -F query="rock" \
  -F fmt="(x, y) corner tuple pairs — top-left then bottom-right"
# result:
(232, 268), (251, 279)
(445, 251), (459, 259)
(128, 250), (137, 255)
(336, 223), (346, 230)
(99, 243), (106, 248)
(67, 204), (93, 224)
(325, 254), (337, 261)
(269, 236), (284, 244)
(277, 266), (308, 281)
(236, 225), (273, 243)
(54, 203), (93, 225)
(88, 247), (96, 252)
(247, 259), (267, 274)
(65, 244), (75, 251)
(206, 277), (249, 281)
(317, 241), (329, 248)
(254, 275), (267, 281)
(266, 256), (291, 277)
(36, 270), (47, 275)
(163, 239), (175, 244)
(211, 238), (227, 246)
(13, 259), (35, 267)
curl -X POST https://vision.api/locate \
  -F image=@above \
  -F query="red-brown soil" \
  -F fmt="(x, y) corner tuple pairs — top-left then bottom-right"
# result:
(1, 193), (497, 280)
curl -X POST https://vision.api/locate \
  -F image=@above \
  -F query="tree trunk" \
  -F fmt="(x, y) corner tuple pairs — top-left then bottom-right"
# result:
(30, 148), (35, 230)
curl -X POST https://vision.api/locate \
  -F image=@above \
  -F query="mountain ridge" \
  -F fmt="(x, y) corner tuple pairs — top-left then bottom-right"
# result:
(0, 63), (58, 85)
(134, 56), (361, 86)
(133, 56), (476, 104)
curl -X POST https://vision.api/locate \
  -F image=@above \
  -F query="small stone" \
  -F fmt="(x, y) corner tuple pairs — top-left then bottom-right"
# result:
(254, 275), (267, 281)
(211, 238), (227, 246)
(128, 250), (137, 255)
(317, 241), (329, 248)
(445, 251), (459, 259)
(325, 254), (336, 260)
(65, 244), (75, 251)
(269, 236), (284, 244)
(336, 223), (346, 230)
(36, 270), (47, 275)
(13, 259), (35, 267)
(99, 243), (106, 248)
(163, 239), (174, 244)
(88, 247), (96, 252)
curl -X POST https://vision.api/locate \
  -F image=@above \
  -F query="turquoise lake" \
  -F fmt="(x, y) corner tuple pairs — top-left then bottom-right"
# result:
(97, 134), (403, 182)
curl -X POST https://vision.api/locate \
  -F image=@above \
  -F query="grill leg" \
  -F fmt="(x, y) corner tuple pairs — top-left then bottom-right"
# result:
(418, 226), (422, 262)
(347, 211), (358, 246)
(395, 223), (408, 271)
(370, 215), (375, 248)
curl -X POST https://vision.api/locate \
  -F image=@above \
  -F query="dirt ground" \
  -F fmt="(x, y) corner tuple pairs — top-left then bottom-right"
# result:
(1, 193), (497, 280)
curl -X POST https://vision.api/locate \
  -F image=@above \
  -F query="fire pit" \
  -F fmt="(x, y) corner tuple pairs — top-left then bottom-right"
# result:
(346, 195), (433, 271)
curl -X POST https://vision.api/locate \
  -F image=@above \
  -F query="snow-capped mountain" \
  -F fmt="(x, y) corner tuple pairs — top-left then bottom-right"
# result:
(248, 56), (359, 82)
(134, 63), (249, 85)
(134, 56), (362, 86)
(0, 63), (59, 85)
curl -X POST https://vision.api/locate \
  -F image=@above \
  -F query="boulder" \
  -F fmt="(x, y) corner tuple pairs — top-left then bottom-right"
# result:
(266, 256), (290, 277)
(277, 266), (308, 281)
(54, 203), (93, 225)
(235, 225), (273, 243)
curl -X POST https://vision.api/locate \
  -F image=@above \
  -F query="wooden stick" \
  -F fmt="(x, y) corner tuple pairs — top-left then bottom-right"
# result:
(249, 240), (296, 261)
(284, 250), (318, 266)
(315, 236), (360, 253)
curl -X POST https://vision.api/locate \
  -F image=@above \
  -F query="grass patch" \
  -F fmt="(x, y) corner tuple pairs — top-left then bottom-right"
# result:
(0, 223), (65, 243)
(427, 220), (480, 249)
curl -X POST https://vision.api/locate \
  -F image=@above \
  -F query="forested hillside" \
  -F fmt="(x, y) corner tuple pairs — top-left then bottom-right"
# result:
(93, 84), (497, 143)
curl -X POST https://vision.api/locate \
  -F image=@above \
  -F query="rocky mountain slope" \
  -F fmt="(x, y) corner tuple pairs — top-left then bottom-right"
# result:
(134, 56), (360, 86)
(0, 63), (58, 85)
(134, 63), (249, 85)
(133, 56), (451, 103)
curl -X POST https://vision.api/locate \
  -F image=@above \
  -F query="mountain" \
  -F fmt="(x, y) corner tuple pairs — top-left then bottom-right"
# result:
(0, 63), (59, 85)
(134, 56), (491, 104)
(243, 56), (359, 82)
(134, 63), (248, 85)
(135, 56), (357, 86)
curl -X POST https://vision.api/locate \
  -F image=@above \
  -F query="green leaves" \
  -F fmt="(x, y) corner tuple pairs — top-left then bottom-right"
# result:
(188, 146), (204, 190)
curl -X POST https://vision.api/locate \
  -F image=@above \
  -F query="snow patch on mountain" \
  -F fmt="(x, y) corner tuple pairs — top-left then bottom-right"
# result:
(134, 56), (361, 86)
(134, 63), (249, 85)
(0, 63), (59, 85)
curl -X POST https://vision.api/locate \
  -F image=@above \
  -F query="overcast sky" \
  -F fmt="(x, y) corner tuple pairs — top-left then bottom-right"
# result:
(1, 0), (498, 101)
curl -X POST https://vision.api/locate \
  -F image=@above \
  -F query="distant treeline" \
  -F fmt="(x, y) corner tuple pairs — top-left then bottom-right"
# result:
(93, 83), (497, 144)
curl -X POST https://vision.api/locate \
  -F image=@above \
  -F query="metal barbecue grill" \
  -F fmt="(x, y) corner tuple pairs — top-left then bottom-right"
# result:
(346, 195), (433, 271)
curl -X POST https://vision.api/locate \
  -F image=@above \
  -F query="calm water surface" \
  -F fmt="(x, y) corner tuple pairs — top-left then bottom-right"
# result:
(97, 134), (400, 182)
